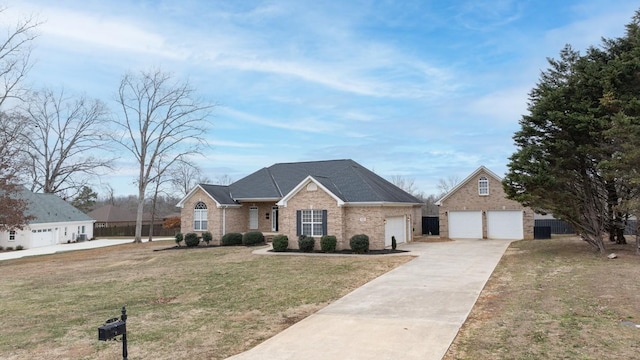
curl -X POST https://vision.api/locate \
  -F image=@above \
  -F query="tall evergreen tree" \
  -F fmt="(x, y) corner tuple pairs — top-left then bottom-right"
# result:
(503, 11), (640, 253)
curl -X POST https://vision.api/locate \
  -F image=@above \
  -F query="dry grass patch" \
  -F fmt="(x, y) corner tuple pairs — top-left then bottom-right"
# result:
(0, 241), (411, 360)
(444, 236), (640, 360)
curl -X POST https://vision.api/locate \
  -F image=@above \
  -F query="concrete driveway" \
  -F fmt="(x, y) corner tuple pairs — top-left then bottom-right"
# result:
(0, 238), (171, 261)
(228, 238), (513, 360)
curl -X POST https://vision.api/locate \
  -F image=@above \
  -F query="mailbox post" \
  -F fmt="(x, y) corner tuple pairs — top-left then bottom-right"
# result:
(98, 306), (128, 360)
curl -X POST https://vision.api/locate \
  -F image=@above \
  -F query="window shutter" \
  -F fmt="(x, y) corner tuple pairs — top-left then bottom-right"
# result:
(296, 210), (301, 236)
(322, 210), (328, 235)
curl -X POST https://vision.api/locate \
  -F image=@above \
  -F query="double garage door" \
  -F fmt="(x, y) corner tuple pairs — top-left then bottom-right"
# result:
(448, 210), (523, 240)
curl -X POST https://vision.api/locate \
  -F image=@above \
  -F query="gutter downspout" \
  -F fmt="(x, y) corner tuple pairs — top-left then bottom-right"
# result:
(222, 206), (227, 236)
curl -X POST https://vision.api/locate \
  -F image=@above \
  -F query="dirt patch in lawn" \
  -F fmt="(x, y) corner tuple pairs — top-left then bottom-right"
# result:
(0, 240), (411, 360)
(444, 236), (640, 360)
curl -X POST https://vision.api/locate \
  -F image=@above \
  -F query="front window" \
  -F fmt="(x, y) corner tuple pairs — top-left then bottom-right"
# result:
(194, 202), (208, 230)
(9, 231), (15, 241)
(478, 176), (489, 195)
(302, 209), (323, 236)
(249, 206), (259, 229)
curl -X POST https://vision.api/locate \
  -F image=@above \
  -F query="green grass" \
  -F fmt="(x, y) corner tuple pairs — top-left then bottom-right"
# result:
(0, 241), (411, 360)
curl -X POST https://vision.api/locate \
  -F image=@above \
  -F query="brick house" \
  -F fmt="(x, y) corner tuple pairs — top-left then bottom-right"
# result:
(176, 159), (422, 250)
(436, 166), (534, 240)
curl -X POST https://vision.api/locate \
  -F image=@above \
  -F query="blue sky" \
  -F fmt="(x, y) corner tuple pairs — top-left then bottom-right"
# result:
(5, 0), (639, 197)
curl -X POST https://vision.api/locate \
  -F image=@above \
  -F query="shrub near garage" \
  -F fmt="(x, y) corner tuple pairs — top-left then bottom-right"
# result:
(272, 235), (288, 252)
(184, 233), (200, 247)
(320, 235), (337, 252)
(350, 234), (369, 254)
(221, 233), (243, 246)
(298, 235), (315, 252)
(242, 231), (265, 246)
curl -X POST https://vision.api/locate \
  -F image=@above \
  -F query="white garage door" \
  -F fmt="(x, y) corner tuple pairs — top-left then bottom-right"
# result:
(487, 211), (523, 239)
(448, 211), (482, 239)
(30, 229), (54, 248)
(385, 216), (406, 246)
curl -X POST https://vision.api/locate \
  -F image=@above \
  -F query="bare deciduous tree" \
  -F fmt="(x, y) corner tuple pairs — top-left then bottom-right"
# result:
(390, 175), (419, 196)
(0, 10), (40, 230)
(18, 89), (112, 198)
(170, 161), (211, 196)
(113, 69), (213, 243)
(437, 175), (460, 197)
(214, 174), (233, 186)
(0, 8), (40, 108)
(0, 112), (33, 230)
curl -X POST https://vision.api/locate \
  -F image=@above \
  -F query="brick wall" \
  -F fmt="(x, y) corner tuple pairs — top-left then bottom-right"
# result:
(279, 182), (344, 250)
(439, 169), (534, 240)
(279, 181), (421, 250)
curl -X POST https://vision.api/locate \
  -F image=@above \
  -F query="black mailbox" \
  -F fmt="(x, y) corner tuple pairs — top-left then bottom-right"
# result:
(98, 319), (126, 341)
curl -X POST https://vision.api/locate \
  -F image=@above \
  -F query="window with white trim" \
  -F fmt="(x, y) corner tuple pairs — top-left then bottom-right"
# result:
(249, 206), (259, 229)
(478, 176), (489, 195)
(302, 209), (324, 237)
(193, 202), (208, 230)
(8, 230), (15, 241)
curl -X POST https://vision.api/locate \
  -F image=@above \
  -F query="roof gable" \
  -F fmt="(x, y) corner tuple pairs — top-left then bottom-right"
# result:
(176, 184), (240, 208)
(436, 165), (502, 205)
(276, 176), (345, 207)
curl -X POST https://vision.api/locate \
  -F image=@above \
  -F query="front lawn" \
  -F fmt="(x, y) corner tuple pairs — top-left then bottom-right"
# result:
(0, 241), (412, 359)
(444, 236), (640, 359)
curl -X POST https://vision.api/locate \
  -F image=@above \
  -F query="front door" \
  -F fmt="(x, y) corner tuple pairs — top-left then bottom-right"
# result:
(271, 206), (278, 231)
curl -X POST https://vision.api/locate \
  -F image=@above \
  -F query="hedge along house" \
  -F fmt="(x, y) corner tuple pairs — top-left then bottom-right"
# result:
(436, 166), (534, 240)
(177, 159), (423, 250)
(0, 188), (95, 249)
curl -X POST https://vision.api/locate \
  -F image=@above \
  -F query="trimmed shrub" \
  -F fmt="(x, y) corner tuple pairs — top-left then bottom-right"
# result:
(175, 232), (184, 246)
(221, 233), (243, 246)
(272, 235), (289, 252)
(320, 235), (337, 252)
(298, 235), (315, 252)
(349, 234), (369, 254)
(16, 245), (24, 250)
(5, 246), (13, 251)
(0, 246), (3, 250)
(391, 235), (397, 250)
(202, 231), (213, 245)
(242, 231), (265, 246)
(184, 233), (200, 247)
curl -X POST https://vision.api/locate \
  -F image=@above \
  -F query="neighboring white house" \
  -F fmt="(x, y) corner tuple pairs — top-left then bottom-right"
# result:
(0, 188), (95, 249)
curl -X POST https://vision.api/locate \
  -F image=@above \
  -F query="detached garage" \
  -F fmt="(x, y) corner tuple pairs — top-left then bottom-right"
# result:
(436, 166), (534, 240)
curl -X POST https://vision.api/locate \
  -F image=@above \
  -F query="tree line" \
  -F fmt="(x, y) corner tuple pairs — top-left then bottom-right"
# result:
(0, 9), (215, 242)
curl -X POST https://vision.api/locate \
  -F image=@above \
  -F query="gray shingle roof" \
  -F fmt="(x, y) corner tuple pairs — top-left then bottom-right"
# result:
(17, 189), (94, 224)
(199, 184), (238, 205)
(201, 159), (421, 204)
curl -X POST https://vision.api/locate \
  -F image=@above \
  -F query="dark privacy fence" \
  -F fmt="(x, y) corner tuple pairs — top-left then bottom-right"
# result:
(94, 224), (177, 238)
(422, 216), (439, 235)
(534, 219), (637, 236)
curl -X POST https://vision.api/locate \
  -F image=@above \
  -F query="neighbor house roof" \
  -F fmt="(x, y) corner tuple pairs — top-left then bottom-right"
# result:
(179, 159), (422, 207)
(435, 165), (502, 205)
(16, 188), (95, 224)
(88, 204), (152, 223)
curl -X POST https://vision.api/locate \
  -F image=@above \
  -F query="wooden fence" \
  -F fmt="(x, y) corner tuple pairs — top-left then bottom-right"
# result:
(94, 224), (177, 238)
